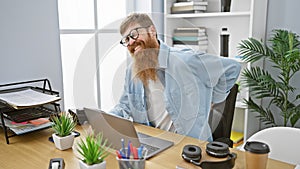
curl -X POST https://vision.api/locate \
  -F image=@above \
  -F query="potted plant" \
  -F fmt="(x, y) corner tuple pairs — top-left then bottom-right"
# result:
(76, 132), (111, 169)
(51, 112), (77, 150)
(237, 29), (300, 127)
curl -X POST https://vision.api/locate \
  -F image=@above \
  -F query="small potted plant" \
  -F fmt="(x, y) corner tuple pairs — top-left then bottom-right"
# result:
(51, 112), (77, 150)
(77, 132), (110, 169)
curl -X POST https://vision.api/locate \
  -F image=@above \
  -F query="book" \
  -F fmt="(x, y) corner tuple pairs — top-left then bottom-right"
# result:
(177, 0), (205, 2)
(173, 32), (206, 37)
(233, 140), (244, 148)
(173, 40), (208, 45)
(174, 27), (206, 33)
(171, 5), (207, 14)
(230, 130), (244, 144)
(173, 1), (208, 7)
(173, 44), (208, 52)
(172, 36), (208, 41)
(0, 89), (61, 109)
(171, 10), (205, 14)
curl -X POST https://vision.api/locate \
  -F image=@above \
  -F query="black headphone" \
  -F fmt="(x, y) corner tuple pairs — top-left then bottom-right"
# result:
(181, 141), (237, 169)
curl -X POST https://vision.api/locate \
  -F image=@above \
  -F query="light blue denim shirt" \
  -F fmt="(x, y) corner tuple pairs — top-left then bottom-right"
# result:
(109, 40), (241, 142)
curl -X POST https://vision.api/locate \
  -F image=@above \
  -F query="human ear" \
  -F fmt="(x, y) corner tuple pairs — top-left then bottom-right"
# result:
(149, 25), (157, 37)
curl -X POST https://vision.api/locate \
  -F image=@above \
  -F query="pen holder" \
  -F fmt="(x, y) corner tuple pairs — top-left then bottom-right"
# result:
(117, 157), (146, 169)
(116, 148), (147, 169)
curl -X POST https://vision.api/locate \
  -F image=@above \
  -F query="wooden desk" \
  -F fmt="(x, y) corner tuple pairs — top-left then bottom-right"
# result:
(0, 124), (295, 169)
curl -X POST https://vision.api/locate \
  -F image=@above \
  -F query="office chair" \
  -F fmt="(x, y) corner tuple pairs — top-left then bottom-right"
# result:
(241, 126), (300, 165)
(208, 84), (238, 147)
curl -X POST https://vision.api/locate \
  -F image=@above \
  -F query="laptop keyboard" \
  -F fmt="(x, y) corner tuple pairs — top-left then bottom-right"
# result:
(141, 143), (160, 155)
(137, 132), (161, 155)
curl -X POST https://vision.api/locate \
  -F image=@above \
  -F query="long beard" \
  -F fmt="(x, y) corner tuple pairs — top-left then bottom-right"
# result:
(131, 37), (159, 86)
(133, 49), (159, 86)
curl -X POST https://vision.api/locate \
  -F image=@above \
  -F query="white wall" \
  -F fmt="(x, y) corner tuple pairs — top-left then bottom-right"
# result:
(0, 0), (64, 107)
(266, 0), (300, 37)
(262, 0), (300, 127)
(135, 0), (164, 40)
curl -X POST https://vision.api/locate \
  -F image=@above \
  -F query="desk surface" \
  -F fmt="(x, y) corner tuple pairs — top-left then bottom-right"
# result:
(0, 124), (295, 169)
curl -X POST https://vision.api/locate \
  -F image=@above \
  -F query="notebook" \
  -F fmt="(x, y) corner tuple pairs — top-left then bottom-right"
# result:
(83, 108), (174, 159)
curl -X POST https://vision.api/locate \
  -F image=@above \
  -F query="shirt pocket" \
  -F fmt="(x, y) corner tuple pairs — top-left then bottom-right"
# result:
(128, 93), (145, 113)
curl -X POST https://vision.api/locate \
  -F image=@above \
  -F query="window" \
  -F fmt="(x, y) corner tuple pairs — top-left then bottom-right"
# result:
(58, 0), (128, 111)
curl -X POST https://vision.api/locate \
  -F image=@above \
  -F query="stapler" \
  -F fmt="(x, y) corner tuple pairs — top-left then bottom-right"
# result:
(48, 158), (64, 169)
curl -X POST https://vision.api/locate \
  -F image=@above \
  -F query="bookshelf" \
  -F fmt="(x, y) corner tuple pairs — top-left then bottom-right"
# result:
(164, 0), (268, 142)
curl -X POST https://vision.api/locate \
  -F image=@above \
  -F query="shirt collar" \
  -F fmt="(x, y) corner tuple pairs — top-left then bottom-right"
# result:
(157, 40), (169, 69)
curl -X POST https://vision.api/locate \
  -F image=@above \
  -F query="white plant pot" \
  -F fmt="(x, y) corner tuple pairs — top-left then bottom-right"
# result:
(52, 133), (75, 150)
(79, 160), (106, 169)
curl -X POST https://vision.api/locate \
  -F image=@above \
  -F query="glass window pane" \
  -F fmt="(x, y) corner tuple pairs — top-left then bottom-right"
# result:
(58, 0), (95, 29)
(97, 0), (126, 29)
(98, 33), (127, 111)
(60, 34), (98, 109)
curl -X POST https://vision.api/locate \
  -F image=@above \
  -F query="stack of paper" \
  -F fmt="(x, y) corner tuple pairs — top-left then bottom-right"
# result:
(0, 89), (61, 109)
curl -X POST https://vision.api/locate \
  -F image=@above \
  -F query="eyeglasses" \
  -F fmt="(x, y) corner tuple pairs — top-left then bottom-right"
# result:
(120, 26), (150, 47)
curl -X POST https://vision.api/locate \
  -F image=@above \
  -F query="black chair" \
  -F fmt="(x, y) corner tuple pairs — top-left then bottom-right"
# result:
(208, 84), (239, 147)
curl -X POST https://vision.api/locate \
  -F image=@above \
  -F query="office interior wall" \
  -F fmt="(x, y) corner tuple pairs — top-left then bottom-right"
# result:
(135, 0), (164, 40)
(266, 0), (300, 36)
(0, 0), (64, 107)
(262, 0), (300, 127)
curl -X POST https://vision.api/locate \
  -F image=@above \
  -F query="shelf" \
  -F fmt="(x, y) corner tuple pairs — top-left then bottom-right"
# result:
(1, 117), (53, 135)
(166, 11), (251, 18)
(231, 57), (246, 64)
(235, 101), (247, 109)
(165, 0), (268, 142)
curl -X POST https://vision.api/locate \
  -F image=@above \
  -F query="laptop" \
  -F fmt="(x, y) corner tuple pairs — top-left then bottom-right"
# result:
(83, 108), (174, 159)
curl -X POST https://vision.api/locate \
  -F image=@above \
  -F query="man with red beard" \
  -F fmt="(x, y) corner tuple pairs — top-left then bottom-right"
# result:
(109, 13), (241, 142)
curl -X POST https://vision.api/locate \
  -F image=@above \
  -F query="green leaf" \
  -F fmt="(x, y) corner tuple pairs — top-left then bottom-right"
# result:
(51, 112), (76, 137)
(244, 98), (276, 127)
(238, 29), (300, 127)
(289, 105), (300, 127)
(76, 132), (111, 165)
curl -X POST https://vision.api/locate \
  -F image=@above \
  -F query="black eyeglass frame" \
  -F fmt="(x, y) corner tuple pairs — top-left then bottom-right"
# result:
(119, 26), (151, 47)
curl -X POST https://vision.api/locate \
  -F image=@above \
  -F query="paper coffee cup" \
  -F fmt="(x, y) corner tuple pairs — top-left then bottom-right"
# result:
(244, 141), (270, 169)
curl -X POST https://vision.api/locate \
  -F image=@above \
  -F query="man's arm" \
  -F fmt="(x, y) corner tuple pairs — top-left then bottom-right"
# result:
(195, 54), (241, 104)
(212, 57), (241, 103)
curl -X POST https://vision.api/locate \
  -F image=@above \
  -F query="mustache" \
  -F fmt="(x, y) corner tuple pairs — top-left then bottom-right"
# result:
(129, 41), (143, 54)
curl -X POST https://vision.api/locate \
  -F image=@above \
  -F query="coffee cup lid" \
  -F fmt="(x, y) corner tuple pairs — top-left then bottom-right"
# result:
(244, 141), (270, 154)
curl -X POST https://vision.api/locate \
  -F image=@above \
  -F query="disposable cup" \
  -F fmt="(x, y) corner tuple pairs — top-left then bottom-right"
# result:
(244, 141), (270, 169)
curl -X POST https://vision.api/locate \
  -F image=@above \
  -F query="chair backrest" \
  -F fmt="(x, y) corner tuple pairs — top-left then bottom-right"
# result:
(242, 127), (300, 165)
(208, 84), (238, 146)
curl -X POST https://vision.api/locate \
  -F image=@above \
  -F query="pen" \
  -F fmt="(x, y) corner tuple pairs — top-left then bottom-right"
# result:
(119, 150), (126, 159)
(116, 150), (122, 159)
(133, 147), (138, 159)
(127, 141), (131, 159)
(129, 142), (134, 159)
(121, 138), (125, 154)
(138, 145), (144, 159)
